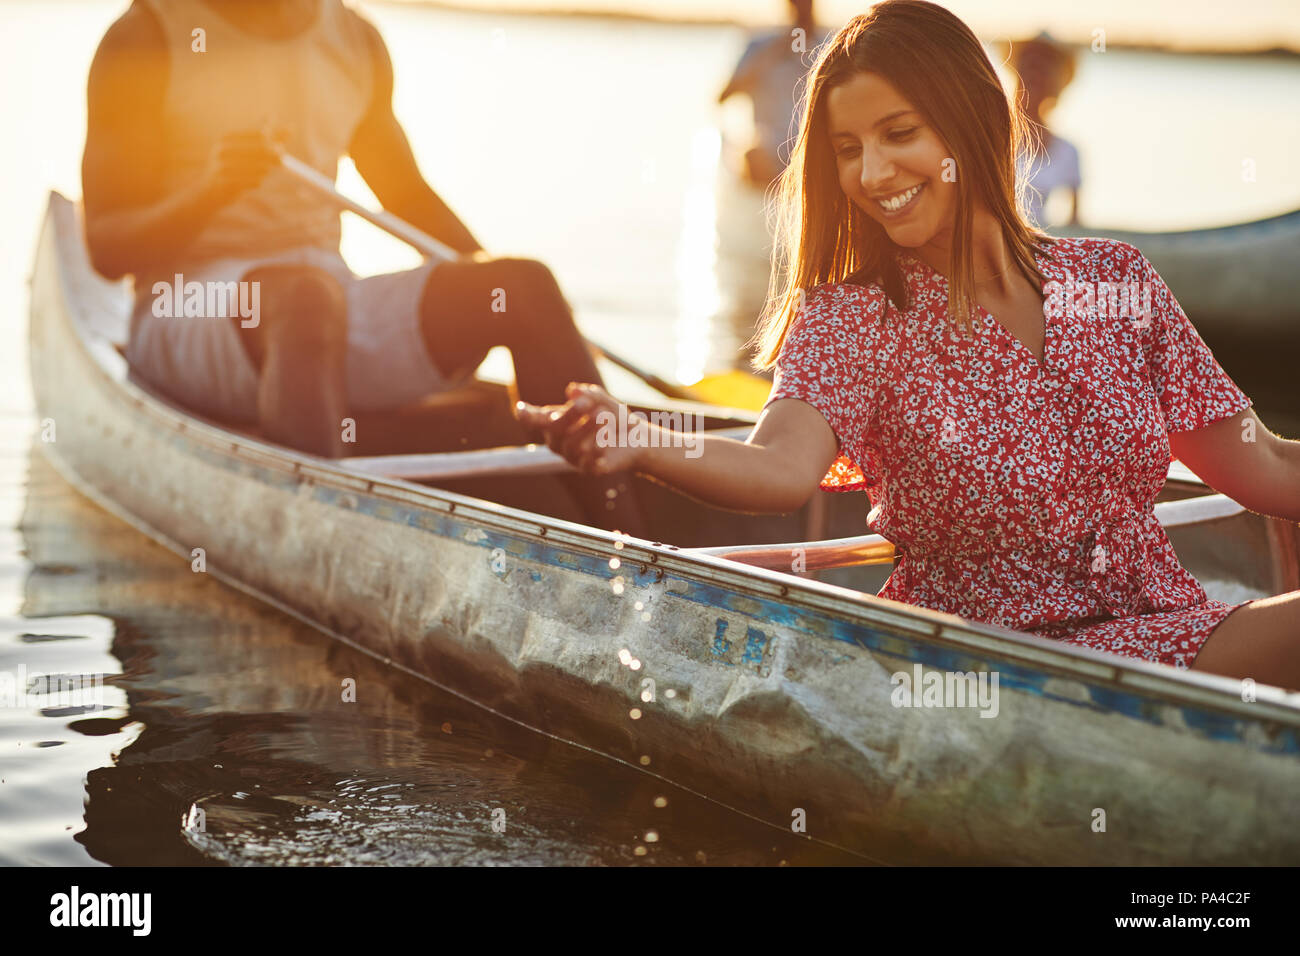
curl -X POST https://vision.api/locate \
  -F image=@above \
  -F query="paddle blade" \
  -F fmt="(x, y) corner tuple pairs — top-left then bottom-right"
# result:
(683, 370), (773, 411)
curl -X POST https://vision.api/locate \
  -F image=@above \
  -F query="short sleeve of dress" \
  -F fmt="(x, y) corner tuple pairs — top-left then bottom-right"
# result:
(760, 283), (887, 493)
(1130, 246), (1252, 433)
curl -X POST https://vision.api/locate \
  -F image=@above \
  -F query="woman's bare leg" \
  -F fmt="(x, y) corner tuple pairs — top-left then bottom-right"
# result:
(1190, 590), (1300, 691)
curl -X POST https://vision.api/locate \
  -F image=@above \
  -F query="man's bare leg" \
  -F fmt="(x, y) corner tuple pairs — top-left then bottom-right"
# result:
(233, 266), (349, 457)
(417, 257), (649, 538)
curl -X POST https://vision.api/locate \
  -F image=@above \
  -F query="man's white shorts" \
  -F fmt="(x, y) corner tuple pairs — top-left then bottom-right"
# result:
(125, 246), (475, 423)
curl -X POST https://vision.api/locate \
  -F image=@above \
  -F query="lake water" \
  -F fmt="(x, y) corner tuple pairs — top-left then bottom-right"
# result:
(1, 0), (1297, 865)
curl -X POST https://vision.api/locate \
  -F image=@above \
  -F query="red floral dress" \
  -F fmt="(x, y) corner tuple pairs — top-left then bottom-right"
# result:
(763, 237), (1254, 669)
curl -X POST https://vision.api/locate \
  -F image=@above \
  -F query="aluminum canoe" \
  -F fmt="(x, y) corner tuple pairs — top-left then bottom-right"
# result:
(29, 193), (1300, 864)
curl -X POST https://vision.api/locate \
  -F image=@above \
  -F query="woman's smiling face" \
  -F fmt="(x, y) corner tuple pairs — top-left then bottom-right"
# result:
(826, 71), (957, 249)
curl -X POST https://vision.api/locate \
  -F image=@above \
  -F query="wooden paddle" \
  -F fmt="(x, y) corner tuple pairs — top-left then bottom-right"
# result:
(278, 153), (772, 410)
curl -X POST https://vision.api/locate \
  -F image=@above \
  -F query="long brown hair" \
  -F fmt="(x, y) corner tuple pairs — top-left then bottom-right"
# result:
(751, 0), (1053, 370)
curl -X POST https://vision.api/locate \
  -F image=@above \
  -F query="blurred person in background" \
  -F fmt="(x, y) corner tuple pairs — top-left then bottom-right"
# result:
(1007, 31), (1081, 227)
(719, 0), (832, 190)
(714, 1), (834, 372)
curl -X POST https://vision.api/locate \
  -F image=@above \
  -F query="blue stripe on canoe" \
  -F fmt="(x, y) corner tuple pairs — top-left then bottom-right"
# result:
(189, 441), (1300, 755)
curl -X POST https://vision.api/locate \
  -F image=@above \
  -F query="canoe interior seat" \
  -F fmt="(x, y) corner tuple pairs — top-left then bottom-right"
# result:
(342, 379), (532, 456)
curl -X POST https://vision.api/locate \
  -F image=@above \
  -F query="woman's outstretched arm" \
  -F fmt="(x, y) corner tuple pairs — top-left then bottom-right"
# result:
(515, 384), (838, 515)
(1170, 406), (1300, 523)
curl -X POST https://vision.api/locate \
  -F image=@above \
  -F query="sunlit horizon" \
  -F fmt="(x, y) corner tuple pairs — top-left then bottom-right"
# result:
(377, 0), (1300, 53)
(18, 0), (1300, 52)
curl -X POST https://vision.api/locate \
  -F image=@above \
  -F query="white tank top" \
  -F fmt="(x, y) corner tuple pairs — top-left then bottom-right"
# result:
(138, 0), (373, 271)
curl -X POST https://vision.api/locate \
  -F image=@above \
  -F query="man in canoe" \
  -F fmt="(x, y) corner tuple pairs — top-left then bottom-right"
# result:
(82, 0), (645, 534)
(520, 0), (1300, 688)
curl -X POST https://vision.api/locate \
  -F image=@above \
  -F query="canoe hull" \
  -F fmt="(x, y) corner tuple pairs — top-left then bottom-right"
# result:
(31, 194), (1300, 864)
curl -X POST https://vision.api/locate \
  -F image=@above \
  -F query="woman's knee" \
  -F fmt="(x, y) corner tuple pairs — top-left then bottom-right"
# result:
(1191, 590), (1300, 684)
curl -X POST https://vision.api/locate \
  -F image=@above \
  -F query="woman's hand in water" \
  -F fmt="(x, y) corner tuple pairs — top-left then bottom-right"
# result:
(514, 383), (642, 475)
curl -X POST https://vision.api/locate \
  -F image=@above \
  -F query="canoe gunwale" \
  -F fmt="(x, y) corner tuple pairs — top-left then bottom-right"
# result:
(688, 493), (1250, 573)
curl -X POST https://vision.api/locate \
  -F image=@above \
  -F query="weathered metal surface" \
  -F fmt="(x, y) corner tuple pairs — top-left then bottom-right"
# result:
(31, 193), (1300, 864)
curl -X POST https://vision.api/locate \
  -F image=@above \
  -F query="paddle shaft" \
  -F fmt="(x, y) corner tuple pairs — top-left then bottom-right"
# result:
(278, 152), (698, 402)
(280, 153), (458, 260)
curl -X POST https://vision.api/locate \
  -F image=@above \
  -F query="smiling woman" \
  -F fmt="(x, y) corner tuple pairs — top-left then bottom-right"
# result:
(516, 0), (1300, 689)
(755, 0), (1047, 350)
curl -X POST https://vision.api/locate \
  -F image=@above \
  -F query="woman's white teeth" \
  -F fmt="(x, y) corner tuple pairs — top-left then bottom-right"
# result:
(879, 184), (923, 212)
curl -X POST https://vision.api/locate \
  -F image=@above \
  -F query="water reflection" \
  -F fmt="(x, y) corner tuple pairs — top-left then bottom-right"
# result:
(673, 127), (725, 384)
(15, 446), (862, 866)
